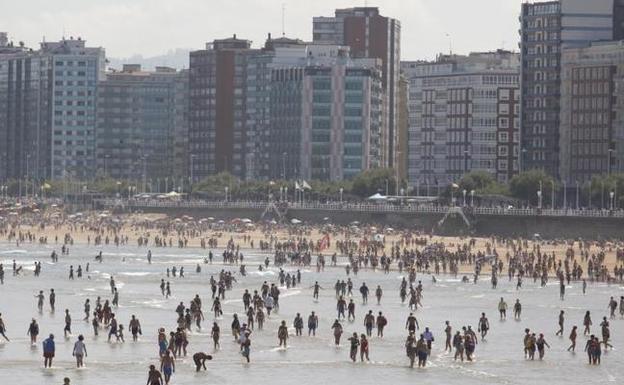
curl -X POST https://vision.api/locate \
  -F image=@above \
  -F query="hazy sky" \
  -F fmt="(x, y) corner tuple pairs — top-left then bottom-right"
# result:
(3, 0), (526, 60)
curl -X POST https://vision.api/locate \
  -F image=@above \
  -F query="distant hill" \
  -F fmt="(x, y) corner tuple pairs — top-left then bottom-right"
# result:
(107, 48), (191, 71)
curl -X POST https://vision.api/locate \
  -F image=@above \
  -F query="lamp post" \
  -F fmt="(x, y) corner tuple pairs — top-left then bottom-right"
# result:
(190, 154), (196, 187)
(563, 181), (567, 209)
(608, 149), (614, 175)
(282, 152), (287, 180)
(610, 191), (615, 210)
(575, 180), (580, 210)
(104, 154), (110, 177)
(551, 180), (555, 209)
(602, 180), (605, 209)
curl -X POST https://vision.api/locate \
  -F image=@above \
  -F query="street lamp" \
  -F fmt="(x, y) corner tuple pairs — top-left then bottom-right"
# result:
(190, 154), (196, 187)
(608, 149), (614, 175)
(575, 180), (580, 210)
(282, 152), (287, 180)
(610, 191), (615, 210)
(563, 180), (567, 209)
(104, 154), (110, 177)
(551, 180), (555, 209)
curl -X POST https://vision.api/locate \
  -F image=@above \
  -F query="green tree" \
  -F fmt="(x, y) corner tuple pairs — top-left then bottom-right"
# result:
(351, 168), (397, 198)
(509, 170), (557, 207)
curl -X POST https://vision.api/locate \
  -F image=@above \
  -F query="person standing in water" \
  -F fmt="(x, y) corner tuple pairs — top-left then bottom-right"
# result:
(43, 334), (55, 368)
(278, 320), (288, 348)
(72, 335), (87, 368)
(211, 322), (220, 350)
(478, 313), (490, 340)
(348, 333), (359, 362)
(498, 298), (507, 320)
(160, 350), (175, 384)
(331, 319), (343, 346)
(28, 319), (39, 344)
(146, 364), (163, 385)
(0, 313), (9, 341)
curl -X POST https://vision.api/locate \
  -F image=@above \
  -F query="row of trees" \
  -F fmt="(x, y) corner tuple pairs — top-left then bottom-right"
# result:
(4, 168), (624, 208)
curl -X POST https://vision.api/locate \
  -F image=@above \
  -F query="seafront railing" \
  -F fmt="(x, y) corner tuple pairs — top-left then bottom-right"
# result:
(95, 199), (624, 219)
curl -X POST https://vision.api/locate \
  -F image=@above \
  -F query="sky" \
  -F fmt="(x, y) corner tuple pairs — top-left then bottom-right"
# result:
(3, 0), (526, 61)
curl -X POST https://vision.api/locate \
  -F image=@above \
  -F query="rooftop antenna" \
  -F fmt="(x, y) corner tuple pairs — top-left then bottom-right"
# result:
(446, 33), (452, 55)
(281, 3), (286, 37)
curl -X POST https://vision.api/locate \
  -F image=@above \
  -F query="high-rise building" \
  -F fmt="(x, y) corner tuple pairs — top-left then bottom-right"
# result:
(313, 7), (400, 169)
(246, 42), (384, 181)
(189, 36), (259, 181)
(559, 40), (624, 183)
(41, 37), (106, 180)
(0, 37), (52, 183)
(96, 65), (188, 187)
(245, 35), (307, 181)
(520, 0), (624, 178)
(402, 51), (520, 188)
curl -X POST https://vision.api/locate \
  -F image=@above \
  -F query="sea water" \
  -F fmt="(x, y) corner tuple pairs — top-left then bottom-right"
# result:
(0, 241), (622, 385)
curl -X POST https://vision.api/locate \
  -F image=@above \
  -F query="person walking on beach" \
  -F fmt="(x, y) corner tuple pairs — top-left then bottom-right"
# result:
(567, 326), (578, 352)
(536, 333), (550, 360)
(64, 309), (72, 337)
(556, 310), (565, 336)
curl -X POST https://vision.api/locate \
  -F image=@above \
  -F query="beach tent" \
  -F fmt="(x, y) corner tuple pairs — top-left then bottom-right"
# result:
(368, 193), (387, 201)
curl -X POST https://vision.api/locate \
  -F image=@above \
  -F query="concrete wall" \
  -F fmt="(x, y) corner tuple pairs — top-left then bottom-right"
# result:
(119, 205), (624, 240)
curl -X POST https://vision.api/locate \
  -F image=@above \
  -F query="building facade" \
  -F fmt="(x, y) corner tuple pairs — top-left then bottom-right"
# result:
(403, 51), (520, 188)
(520, 0), (624, 178)
(245, 42), (384, 182)
(559, 40), (624, 183)
(41, 38), (105, 180)
(313, 7), (400, 169)
(189, 36), (259, 181)
(0, 38), (52, 182)
(96, 65), (188, 187)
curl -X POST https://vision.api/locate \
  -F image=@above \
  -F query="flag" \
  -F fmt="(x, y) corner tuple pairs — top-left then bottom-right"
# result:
(295, 181), (301, 190)
(452, 183), (459, 189)
(302, 181), (311, 190)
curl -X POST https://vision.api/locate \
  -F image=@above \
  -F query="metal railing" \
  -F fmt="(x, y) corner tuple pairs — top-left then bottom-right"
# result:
(96, 199), (624, 219)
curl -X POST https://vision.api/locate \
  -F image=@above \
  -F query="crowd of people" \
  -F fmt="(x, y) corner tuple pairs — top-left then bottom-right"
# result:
(1, 209), (624, 384)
